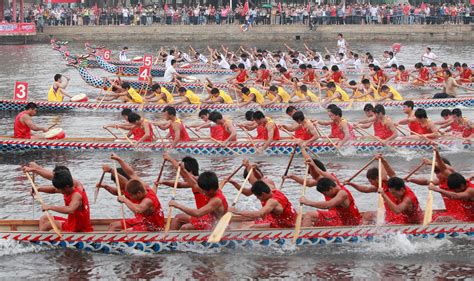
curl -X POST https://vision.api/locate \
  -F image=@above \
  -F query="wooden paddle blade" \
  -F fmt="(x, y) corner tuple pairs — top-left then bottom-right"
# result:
(93, 187), (99, 204)
(292, 207), (303, 244)
(376, 194), (385, 226)
(164, 206), (173, 234)
(207, 212), (233, 243)
(423, 191), (433, 225)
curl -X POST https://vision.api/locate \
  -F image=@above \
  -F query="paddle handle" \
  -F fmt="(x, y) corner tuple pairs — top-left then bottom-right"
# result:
(104, 127), (119, 139)
(219, 164), (244, 190)
(94, 171), (106, 204)
(292, 164), (310, 244)
(423, 151), (437, 225)
(376, 159), (385, 225)
(164, 166), (181, 234)
(118, 128), (135, 146)
(25, 172), (63, 238)
(315, 125), (342, 155)
(279, 145), (297, 190)
(153, 159), (167, 193)
(404, 161), (425, 181)
(231, 168), (253, 206)
(345, 157), (376, 183)
(113, 163), (127, 231)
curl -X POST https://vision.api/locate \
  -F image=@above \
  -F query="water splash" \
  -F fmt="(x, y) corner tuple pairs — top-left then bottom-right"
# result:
(0, 239), (50, 257)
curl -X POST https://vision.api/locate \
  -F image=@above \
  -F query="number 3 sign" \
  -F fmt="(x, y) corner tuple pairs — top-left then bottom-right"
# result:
(14, 82), (28, 100)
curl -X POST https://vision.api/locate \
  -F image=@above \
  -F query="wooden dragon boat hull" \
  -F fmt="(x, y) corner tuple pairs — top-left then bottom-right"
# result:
(0, 137), (470, 155)
(0, 219), (472, 254)
(1, 97), (473, 114)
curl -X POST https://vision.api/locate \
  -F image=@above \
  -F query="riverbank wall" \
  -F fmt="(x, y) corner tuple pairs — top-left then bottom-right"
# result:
(1, 24), (473, 44)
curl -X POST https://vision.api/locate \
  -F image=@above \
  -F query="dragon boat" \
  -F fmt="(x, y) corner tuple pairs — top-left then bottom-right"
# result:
(0, 136), (470, 155)
(0, 218), (472, 254)
(1, 97), (473, 114)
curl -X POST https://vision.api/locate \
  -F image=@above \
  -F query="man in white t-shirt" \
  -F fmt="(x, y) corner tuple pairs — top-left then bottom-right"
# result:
(164, 59), (194, 82)
(119, 47), (129, 62)
(165, 50), (176, 68)
(421, 47), (437, 66)
(213, 55), (230, 69)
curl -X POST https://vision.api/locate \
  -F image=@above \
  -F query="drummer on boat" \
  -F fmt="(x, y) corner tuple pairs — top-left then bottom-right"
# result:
(22, 163), (93, 232)
(14, 102), (49, 139)
(48, 74), (72, 102)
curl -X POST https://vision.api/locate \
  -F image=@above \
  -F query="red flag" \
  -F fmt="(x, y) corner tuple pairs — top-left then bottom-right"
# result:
(306, 2), (310, 13)
(278, 1), (282, 13)
(242, 0), (249, 16)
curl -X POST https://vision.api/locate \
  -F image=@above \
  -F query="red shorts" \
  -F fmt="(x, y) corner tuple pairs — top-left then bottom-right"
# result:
(53, 216), (67, 230)
(190, 214), (214, 230)
(312, 210), (342, 227)
(254, 214), (274, 225)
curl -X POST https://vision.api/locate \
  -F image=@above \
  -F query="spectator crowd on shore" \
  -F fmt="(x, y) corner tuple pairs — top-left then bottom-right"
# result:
(2, 1), (473, 31)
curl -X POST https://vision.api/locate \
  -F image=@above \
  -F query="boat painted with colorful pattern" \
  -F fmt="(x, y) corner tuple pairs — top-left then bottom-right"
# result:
(0, 137), (470, 155)
(0, 219), (472, 254)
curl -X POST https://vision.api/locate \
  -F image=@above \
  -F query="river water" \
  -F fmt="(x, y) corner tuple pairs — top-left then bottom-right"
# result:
(0, 41), (473, 279)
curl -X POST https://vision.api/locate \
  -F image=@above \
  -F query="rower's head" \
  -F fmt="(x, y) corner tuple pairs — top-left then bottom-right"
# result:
(328, 106), (342, 121)
(182, 156), (199, 176)
(374, 104), (386, 118)
(430, 63), (437, 70)
(461, 63), (468, 69)
(230, 64), (238, 71)
(260, 64), (267, 70)
(250, 180), (272, 201)
(121, 108), (132, 121)
(151, 83), (162, 94)
(414, 108), (428, 120)
(238, 63), (245, 70)
(425, 47), (431, 54)
(440, 109), (452, 120)
(279, 67), (287, 74)
(441, 63), (448, 70)
(126, 179), (147, 201)
(268, 85), (278, 94)
(251, 66), (258, 73)
(286, 106), (297, 117)
(361, 79), (370, 89)
(322, 66), (328, 72)
(253, 111), (266, 126)
(324, 55), (331, 61)
(326, 82), (336, 90)
(52, 170), (74, 193)
(127, 112), (142, 125)
(451, 108), (463, 120)
(398, 65), (406, 72)
(367, 55), (374, 63)
(402, 100), (414, 114)
(316, 177), (339, 197)
(197, 171), (219, 196)
(245, 110), (255, 121)
(292, 111), (305, 124)
(366, 168), (381, 187)
(170, 59), (177, 66)
(388, 51), (394, 59)
(391, 64), (398, 72)
(387, 177), (407, 199)
(299, 85), (308, 94)
(25, 102), (38, 116)
(337, 33), (343, 39)
(122, 82), (131, 90)
(447, 172), (468, 192)
(444, 69), (452, 77)
(163, 106), (177, 120)
(338, 53), (344, 59)
(209, 111), (224, 125)
(178, 87), (187, 96)
(380, 85), (390, 93)
(198, 109), (210, 121)
(453, 62), (461, 69)
(123, 46), (128, 51)
(363, 104), (375, 117)
(415, 62), (423, 70)
(54, 74), (62, 82)
(299, 64), (307, 71)
(210, 88), (220, 98)
(372, 65), (381, 73)
(331, 65), (339, 72)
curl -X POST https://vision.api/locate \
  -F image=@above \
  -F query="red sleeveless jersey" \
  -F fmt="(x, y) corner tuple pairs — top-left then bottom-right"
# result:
(294, 125), (314, 141)
(460, 69), (472, 81)
(458, 181), (474, 221)
(438, 180), (465, 218)
(131, 122), (154, 142)
(14, 111), (31, 139)
(210, 125), (225, 141)
(307, 69), (316, 82)
(261, 69), (271, 82)
(255, 119), (280, 140)
(388, 186), (422, 224)
(419, 67), (429, 81)
(221, 119), (237, 141)
(331, 71), (343, 83)
(324, 186), (361, 226)
(62, 183), (93, 232)
(408, 120), (423, 135)
(261, 190), (297, 228)
(236, 70), (248, 83)
(373, 119), (394, 140)
(381, 181), (406, 224)
(330, 120), (355, 140)
(169, 119), (191, 142)
(134, 188), (165, 231)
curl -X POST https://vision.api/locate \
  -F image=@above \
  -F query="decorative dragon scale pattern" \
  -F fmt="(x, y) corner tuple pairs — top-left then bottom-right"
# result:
(0, 138), (470, 154)
(1, 223), (472, 254)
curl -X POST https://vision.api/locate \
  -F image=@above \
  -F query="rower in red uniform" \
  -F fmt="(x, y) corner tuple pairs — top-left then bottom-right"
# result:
(279, 111), (319, 146)
(169, 169), (228, 230)
(191, 109), (225, 141)
(457, 63), (473, 84)
(318, 105), (356, 148)
(330, 65), (345, 84)
(397, 100), (422, 135)
(371, 66), (389, 89)
(22, 163), (93, 232)
(208, 111), (237, 143)
(429, 173), (474, 222)
(14, 102), (48, 139)
(413, 62), (430, 86)
(379, 177), (422, 224)
(254, 64), (272, 86)
(300, 177), (362, 227)
(278, 67), (293, 84)
(369, 104), (398, 141)
(394, 65), (410, 83)
(412, 108), (440, 139)
(238, 111), (265, 140)
(105, 112), (154, 145)
(252, 111), (281, 153)
(301, 64), (318, 83)
(228, 63), (248, 84)
(285, 106), (308, 140)
(230, 180), (297, 228)
(155, 106), (191, 147)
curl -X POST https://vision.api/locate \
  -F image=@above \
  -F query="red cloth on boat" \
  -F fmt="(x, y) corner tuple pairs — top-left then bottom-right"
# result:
(14, 111), (31, 139)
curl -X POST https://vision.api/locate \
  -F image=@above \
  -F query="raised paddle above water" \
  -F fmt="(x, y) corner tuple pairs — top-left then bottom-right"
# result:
(344, 157), (376, 183)
(278, 144), (297, 190)
(25, 172), (63, 238)
(153, 159), (168, 193)
(113, 163), (127, 233)
(208, 168), (253, 243)
(219, 164), (245, 190)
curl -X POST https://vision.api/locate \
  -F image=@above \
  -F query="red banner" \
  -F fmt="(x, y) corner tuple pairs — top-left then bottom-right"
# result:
(0, 23), (36, 35)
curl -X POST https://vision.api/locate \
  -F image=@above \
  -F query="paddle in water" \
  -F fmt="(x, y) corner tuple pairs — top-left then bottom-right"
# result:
(208, 168), (253, 243)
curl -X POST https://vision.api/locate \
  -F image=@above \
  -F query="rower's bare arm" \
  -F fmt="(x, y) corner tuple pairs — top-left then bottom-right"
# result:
(382, 192), (413, 214)
(227, 179), (252, 196)
(304, 191), (346, 209)
(235, 199), (278, 218)
(111, 153), (138, 180)
(406, 177), (430, 186)
(123, 197), (153, 214)
(99, 184), (118, 195)
(23, 116), (46, 132)
(380, 156), (396, 177)
(176, 197), (221, 217)
(24, 163), (54, 180)
(431, 186), (474, 200)
(345, 182), (377, 193)
(48, 193), (82, 214)
(37, 185), (59, 194)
